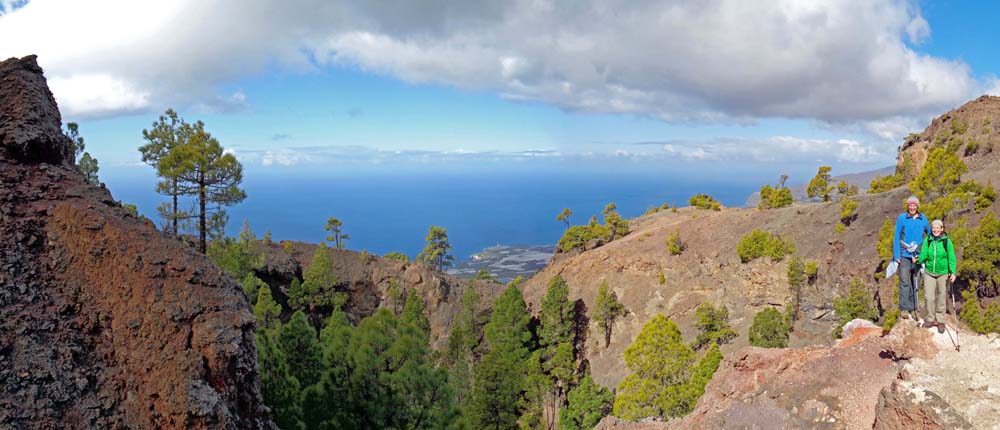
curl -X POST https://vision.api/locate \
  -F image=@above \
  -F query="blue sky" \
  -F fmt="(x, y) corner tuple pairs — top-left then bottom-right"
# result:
(2, 0), (999, 179)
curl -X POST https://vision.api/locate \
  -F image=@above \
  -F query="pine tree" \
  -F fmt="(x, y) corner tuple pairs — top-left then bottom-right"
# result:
(347, 309), (459, 429)
(786, 256), (806, 323)
(910, 147), (967, 202)
(241, 273), (268, 305)
(208, 220), (265, 281)
(471, 285), (531, 430)
(324, 217), (350, 250)
(291, 245), (344, 310)
(593, 280), (627, 348)
(748, 307), (790, 348)
(958, 212), (1000, 297)
(560, 372), (613, 430)
(417, 226), (455, 271)
(256, 332), (304, 430)
(537, 275), (577, 428)
(303, 310), (355, 428)
(157, 120), (246, 253)
(277, 311), (323, 387)
(446, 286), (484, 417)
(253, 284), (282, 332)
(520, 350), (553, 430)
(139, 109), (191, 236)
(402, 292), (431, 342)
(806, 166), (834, 202)
(602, 203), (630, 240)
(64, 122), (100, 185)
(692, 303), (736, 350)
(540, 276), (574, 348)
(557, 208), (573, 229)
(613, 315), (696, 420)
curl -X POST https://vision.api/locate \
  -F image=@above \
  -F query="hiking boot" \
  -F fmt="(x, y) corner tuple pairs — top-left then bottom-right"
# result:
(937, 323), (946, 334)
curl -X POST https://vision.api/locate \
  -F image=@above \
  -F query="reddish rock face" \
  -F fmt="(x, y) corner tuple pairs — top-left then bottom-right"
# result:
(596, 319), (945, 430)
(0, 56), (273, 429)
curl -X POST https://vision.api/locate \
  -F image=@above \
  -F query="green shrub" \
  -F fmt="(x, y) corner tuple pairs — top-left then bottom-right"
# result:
(839, 197), (858, 225)
(658, 271), (666, 285)
(959, 287), (1000, 334)
(242, 273), (268, 305)
(910, 147), (967, 202)
(557, 205), (628, 252)
(689, 194), (722, 211)
(693, 303), (737, 350)
(834, 222), (846, 233)
(613, 315), (721, 420)
(951, 120), (968, 135)
(474, 269), (498, 283)
(965, 140), (980, 156)
(804, 261), (819, 283)
(122, 203), (139, 217)
(759, 184), (793, 209)
(383, 251), (409, 262)
(869, 173), (905, 194)
(737, 230), (795, 263)
(881, 308), (900, 333)
(786, 256), (805, 324)
(667, 231), (684, 255)
(558, 224), (609, 252)
(643, 203), (671, 215)
(806, 166), (834, 202)
(749, 307), (789, 348)
(358, 249), (373, 264)
(832, 279), (878, 337)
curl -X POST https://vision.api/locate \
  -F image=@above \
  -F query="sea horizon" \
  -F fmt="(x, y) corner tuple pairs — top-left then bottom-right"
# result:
(101, 164), (790, 261)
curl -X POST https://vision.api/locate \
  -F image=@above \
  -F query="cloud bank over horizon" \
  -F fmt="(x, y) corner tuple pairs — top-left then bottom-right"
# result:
(1, 0), (994, 165)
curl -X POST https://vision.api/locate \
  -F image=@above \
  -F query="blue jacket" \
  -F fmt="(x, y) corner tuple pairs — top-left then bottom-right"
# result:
(893, 212), (930, 260)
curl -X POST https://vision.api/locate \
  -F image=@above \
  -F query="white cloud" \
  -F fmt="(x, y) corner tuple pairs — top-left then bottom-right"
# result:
(0, 0), (990, 135)
(47, 73), (150, 117)
(654, 136), (885, 164)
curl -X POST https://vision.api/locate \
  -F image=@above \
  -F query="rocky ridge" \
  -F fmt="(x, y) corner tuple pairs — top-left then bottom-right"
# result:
(0, 56), (273, 429)
(522, 95), (1000, 391)
(597, 318), (1000, 429)
(258, 241), (506, 350)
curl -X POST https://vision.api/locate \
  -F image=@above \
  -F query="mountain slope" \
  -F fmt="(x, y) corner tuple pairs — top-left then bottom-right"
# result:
(522, 94), (1000, 392)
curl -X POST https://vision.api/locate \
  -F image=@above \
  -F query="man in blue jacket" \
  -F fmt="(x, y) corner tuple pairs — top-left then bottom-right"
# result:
(893, 195), (931, 320)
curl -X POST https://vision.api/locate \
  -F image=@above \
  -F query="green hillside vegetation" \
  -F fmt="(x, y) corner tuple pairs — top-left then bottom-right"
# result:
(689, 193), (721, 211)
(737, 230), (795, 263)
(749, 307), (790, 348)
(613, 315), (723, 420)
(557, 203), (630, 252)
(759, 175), (793, 209)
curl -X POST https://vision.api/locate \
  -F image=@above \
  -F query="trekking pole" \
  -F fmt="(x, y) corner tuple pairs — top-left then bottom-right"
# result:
(948, 279), (960, 352)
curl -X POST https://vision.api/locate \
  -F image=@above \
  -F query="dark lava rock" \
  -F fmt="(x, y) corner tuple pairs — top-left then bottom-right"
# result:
(0, 55), (274, 429)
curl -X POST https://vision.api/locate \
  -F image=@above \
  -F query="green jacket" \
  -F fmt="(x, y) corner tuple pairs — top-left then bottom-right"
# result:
(918, 233), (956, 275)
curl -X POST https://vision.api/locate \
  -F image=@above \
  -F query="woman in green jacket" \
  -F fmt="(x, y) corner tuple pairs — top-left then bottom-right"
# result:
(917, 219), (956, 333)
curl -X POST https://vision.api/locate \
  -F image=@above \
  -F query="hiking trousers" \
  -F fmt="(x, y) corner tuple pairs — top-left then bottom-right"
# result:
(922, 272), (948, 323)
(898, 258), (918, 311)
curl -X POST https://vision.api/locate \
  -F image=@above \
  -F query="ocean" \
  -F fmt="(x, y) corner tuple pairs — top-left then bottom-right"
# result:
(102, 167), (762, 262)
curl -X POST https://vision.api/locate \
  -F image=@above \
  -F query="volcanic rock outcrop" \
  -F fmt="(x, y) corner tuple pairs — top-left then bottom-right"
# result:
(598, 318), (1000, 429)
(0, 56), (273, 429)
(260, 241), (505, 350)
